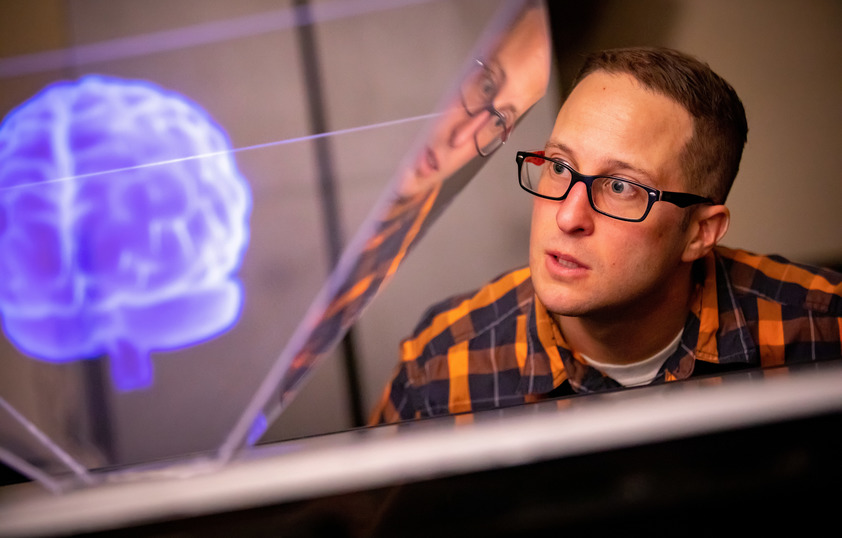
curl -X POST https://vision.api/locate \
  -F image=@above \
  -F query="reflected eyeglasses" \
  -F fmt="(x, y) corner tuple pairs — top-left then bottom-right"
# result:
(516, 151), (714, 222)
(461, 59), (513, 157)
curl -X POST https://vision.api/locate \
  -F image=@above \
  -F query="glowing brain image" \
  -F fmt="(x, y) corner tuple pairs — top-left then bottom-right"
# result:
(0, 75), (251, 391)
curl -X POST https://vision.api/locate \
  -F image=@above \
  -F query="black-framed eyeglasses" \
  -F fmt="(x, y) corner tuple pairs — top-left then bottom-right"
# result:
(461, 59), (513, 157)
(516, 151), (714, 222)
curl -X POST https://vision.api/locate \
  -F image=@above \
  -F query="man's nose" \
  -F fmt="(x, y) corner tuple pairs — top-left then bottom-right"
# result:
(555, 181), (595, 234)
(448, 109), (488, 149)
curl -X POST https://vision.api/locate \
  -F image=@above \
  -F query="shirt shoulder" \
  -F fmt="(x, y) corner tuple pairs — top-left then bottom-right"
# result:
(715, 246), (842, 316)
(401, 267), (534, 364)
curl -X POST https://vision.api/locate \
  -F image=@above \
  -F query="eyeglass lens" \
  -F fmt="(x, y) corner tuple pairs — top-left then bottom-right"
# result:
(520, 154), (652, 220)
(461, 61), (509, 156)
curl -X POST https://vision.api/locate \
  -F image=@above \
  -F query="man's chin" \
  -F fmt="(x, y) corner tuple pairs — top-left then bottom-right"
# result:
(534, 290), (589, 318)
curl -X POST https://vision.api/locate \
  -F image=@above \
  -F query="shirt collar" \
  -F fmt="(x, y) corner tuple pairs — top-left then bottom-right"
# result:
(694, 251), (722, 361)
(521, 247), (757, 394)
(688, 248), (757, 365)
(522, 292), (621, 394)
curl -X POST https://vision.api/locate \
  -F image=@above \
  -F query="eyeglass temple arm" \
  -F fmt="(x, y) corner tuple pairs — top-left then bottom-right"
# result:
(517, 150), (546, 166)
(660, 191), (715, 207)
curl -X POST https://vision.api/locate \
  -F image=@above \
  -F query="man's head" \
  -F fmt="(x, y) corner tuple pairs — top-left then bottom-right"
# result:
(528, 47), (742, 326)
(570, 47), (747, 204)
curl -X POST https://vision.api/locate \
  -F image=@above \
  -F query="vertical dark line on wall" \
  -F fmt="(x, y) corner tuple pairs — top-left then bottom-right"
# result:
(293, 0), (365, 428)
(61, 0), (118, 464)
(86, 358), (117, 462)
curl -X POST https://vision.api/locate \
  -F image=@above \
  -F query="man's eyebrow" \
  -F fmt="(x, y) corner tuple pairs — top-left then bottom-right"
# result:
(544, 141), (654, 181)
(499, 102), (518, 120)
(544, 141), (571, 155)
(485, 58), (507, 85)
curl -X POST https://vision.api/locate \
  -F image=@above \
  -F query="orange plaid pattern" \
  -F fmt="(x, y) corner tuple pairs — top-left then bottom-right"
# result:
(370, 246), (842, 424)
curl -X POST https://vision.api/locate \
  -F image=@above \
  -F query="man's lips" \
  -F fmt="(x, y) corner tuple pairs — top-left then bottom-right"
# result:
(426, 147), (439, 171)
(416, 146), (439, 177)
(546, 252), (589, 272)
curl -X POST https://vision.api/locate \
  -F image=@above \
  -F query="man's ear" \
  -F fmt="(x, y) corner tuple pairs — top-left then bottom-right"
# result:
(682, 204), (730, 262)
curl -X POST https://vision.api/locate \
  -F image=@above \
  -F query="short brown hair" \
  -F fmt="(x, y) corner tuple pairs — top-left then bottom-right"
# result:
(570, 47), (747, 204)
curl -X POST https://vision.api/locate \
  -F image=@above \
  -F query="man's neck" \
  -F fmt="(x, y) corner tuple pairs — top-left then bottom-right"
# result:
(553, 273), (695, 366)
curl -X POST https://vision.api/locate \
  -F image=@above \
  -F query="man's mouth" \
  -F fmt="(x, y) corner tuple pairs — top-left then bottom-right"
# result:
(549, 252), (589, 270)
(416, 146), (439, 177)
(555, 255), (580, 269)
(426, 147), (439, 171)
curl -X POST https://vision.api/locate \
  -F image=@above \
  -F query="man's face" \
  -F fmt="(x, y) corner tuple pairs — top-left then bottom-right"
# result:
(404, 7), (550, 193)
(529, 71), (697, 322)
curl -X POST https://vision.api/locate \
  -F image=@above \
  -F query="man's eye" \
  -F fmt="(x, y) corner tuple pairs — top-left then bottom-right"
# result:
(552, 162), (566, 175)
(493, 114), (509, 129)
(610, 180), (627, 194)
(479, 75), (497, 99)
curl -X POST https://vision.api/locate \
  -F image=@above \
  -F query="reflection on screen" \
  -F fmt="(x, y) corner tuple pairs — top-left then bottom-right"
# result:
(0, 0), (539, 492)
(0, 75), (251, 391)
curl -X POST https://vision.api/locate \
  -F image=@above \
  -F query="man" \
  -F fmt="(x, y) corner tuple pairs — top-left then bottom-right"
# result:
(371, 46), (842, 423)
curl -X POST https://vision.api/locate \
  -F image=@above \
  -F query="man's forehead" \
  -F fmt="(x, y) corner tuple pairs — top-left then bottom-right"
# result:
(546, 71), (694, 187)
(566, 70), (693, 120)
(487, 7), (550, 119)
(555, 70), (693, 135)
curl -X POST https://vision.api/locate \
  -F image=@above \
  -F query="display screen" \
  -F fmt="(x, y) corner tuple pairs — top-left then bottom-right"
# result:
(0, 0), (550, 491)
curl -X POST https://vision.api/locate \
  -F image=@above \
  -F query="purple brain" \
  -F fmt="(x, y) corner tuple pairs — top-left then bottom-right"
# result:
(0, 75), (251, 391)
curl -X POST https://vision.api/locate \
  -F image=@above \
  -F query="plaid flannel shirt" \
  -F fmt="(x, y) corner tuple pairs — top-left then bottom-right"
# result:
(370, 246), (842, 424)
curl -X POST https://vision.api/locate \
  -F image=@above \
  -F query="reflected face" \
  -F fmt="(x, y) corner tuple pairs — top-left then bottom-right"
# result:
(529, 71), (696, 322)
(404, 6), (550, 192)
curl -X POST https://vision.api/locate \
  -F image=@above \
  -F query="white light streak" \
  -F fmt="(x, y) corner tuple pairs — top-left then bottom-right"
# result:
(0, 112), (440, 192)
